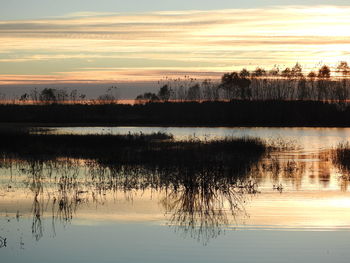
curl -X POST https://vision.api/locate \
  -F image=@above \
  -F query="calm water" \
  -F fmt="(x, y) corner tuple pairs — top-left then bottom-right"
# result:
(52, 126), (350, 150)
(2, 127), (350, 262)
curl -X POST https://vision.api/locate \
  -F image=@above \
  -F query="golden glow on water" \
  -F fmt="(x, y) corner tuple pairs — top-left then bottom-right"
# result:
(245, 192), (350, 229)
(0, 155), (349, 230)
(2, 187), (350, 230)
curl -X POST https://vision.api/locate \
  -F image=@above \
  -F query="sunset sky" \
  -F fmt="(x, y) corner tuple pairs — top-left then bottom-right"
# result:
(1, 1), (350, 97)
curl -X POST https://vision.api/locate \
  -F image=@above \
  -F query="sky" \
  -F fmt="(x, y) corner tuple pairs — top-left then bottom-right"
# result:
(2, 0), (350, 19)
(1, 1), (350, 98)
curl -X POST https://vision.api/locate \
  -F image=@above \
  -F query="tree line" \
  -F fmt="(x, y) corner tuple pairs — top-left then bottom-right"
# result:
(3, 62), (350, 104)
(135, 62), (350, 103)
(13, 86), (119, 104)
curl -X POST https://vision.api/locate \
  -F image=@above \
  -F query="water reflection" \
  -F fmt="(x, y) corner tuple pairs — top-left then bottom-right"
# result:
(0, 153), (263, 244)
(0, 235), (6, 248)
(162, 179), (258, 244)
(48, 126), (350, 150)
(2, 135), (350, 247)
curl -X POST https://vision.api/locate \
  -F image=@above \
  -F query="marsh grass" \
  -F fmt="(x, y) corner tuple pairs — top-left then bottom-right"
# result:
(0, 131), (266, 171)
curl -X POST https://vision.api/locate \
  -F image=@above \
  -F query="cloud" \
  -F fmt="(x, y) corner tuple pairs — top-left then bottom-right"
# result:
(1, 6), (350, 85)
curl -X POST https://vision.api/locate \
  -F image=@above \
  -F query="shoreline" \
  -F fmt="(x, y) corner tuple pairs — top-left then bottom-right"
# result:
(1, 100), (350, 128)
(2, 123), (350, 128)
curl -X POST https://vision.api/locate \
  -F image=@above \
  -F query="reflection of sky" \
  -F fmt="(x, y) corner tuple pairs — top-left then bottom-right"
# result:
(1, 5), (350, 88)
(2, 187), (350, 227)
(2, 126), (350, 261)
(3, 220), (350, 263)
(3, 125), (350, 229)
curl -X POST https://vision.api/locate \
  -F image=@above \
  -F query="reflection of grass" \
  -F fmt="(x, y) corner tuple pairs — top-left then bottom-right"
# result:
(6, 156), (262, 244)
(333, 143), (350, 173)
(0, 131), (268, 243)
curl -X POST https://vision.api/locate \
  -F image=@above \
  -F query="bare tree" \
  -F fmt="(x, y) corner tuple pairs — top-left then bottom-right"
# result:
(39, 88), (57, 104)
(335, 61), (350, 102)
(317, 65), (331, 101)
(187, 84), (201, 101)
(30, 88), (39, 103)
(97, 86), (119, 104)
(135, 92), (159, 104)
(158, 85), (172, 102)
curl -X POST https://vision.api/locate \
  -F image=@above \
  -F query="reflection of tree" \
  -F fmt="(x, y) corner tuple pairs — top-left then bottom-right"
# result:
(2, 136), (346, 246)
(0, 235), (6, 248)
(2, 151), (263, 244)
(22, 160), (45, 241)
(17, 159), (87, 240)
(161, 178), (257, 244)
(31, 194), (43, 241)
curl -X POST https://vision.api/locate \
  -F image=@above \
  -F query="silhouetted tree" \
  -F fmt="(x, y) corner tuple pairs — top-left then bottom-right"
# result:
(238, 77), (252, 100)
(176, 85), (187, 102)
(317, 65), (331, 101)
(97, 86), (119, 104)
(308, 71), (317, 100)
(70, 90), (78, 103)
(297, 76), (308, 100)
(335, 61), (350, 102)
(187, 84), (201, 101)
(55, 89), (68, 102)
(239, 68), (250, 78)
(291, 63), (303, 79)
(134, 62), (350, 103)
(30, 88), (39, 103)
(39, 88), (57, 104)
(318, 65), (331, 79)
(268, 66), (280, 77)
(19, 93), (29, 103)
(220, 72), (239, 100)
(252, 67), (266, 78)
(307, 71), (317, 81)
(220, 72), (251, 100)
(97, 94), (115, 103)
(281, 68), (292, 79)
(135, 92), (159, 104)
(202, 79), (219, 101)
(158, 85), (172, 102)
(336, 61), (350, 77)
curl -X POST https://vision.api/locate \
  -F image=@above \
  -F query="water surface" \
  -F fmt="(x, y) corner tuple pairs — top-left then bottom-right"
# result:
(2, 127), (350, 262)
(51, 126), (350, 150)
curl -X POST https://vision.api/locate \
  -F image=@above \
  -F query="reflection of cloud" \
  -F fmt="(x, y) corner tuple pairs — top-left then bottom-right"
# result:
(1, 6), (350, 84)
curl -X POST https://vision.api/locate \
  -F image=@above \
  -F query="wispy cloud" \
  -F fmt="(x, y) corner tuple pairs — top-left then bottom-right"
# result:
(1, 6), (350, 85)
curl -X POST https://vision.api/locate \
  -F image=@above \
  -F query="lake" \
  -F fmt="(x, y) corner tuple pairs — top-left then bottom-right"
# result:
(1, 127), (350, 262)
